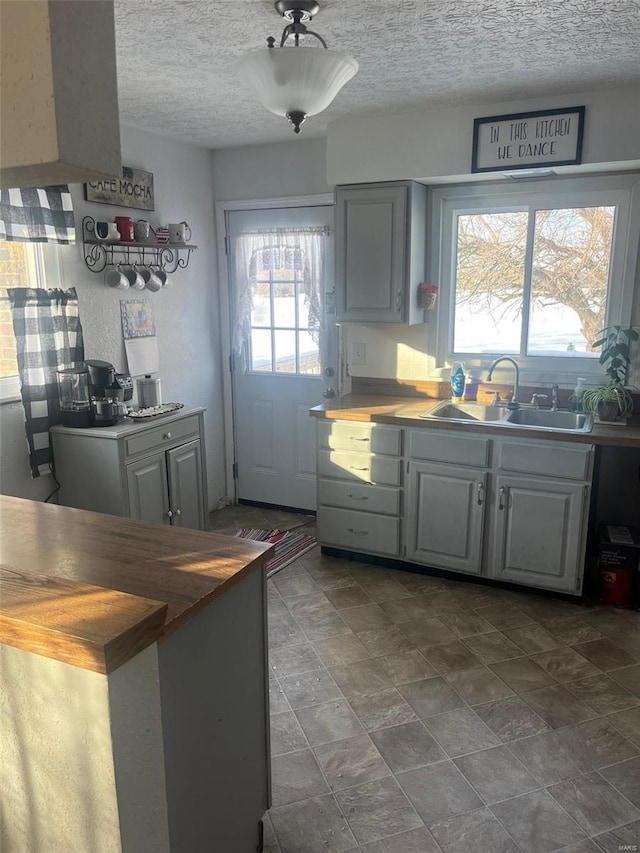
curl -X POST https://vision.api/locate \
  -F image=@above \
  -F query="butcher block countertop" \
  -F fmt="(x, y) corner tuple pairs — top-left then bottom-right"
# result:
(0, 496), (273, 675)
(310, 395), (640, 448)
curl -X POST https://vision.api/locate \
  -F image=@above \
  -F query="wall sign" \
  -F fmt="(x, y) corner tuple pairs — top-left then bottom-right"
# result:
(472, 106), (585, 173)
(85, 166), (155, 211)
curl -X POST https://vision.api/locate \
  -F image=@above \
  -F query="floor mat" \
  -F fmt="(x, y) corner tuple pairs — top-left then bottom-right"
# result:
(235, 527), (317, 577)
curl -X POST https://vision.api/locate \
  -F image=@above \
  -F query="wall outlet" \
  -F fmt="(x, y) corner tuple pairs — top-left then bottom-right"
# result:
(351, 342), (366, 365)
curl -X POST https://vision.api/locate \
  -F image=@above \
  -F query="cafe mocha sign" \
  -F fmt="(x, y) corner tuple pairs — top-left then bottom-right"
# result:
(85, 166), (155, 211)
(472, 106), (585, 173)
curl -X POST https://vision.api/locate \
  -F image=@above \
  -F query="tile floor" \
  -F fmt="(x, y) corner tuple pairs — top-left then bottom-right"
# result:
(211, 505), (640, 853)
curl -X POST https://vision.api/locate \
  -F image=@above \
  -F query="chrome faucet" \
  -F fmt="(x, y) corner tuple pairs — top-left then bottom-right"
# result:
(551, 384), (560, 411)
(487, 356), (520, 410)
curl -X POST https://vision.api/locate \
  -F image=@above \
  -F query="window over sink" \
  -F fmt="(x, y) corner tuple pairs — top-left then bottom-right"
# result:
(431, 174), (640, 384)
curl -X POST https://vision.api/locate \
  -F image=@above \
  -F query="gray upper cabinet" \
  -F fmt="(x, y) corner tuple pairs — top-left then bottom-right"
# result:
(335, 182), (427, 324)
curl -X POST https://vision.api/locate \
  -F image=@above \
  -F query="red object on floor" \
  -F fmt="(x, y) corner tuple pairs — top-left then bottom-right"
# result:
(600, 567), (634, 606)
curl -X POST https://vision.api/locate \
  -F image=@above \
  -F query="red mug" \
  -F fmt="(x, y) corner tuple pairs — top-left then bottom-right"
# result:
(115, 216), (134, 242)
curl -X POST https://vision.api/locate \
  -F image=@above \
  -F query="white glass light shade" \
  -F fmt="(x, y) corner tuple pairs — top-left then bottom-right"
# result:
(237, 46), (358, 117)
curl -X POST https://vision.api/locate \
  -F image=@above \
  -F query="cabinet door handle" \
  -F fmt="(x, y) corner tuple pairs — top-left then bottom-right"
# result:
(166, 510), (173, 518)
(174, 509), (182, 517)
(163, 431), (172, 440)
(347, 528), (369, 535)
(349, 465), (369, 471)
(498, 486), (507, 510)
(477, 482), (484, 506)
(349, 436), (370, 442)
(347, 493), (369, 501)
(395, 290), (403, 311)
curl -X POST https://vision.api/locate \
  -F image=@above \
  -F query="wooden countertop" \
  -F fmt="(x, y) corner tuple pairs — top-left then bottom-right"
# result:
(0, 496), (273, 674)
(310, 395), (640, 448)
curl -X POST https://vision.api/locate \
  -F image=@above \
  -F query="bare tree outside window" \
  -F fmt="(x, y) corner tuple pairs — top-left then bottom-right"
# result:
(453, 206), (615, 356)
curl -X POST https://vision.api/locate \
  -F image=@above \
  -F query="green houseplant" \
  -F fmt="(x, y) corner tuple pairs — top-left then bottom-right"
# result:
(582, 325), (638, 421)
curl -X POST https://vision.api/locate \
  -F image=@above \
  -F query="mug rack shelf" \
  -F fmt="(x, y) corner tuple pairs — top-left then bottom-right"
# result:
(81, 216), (197, 274)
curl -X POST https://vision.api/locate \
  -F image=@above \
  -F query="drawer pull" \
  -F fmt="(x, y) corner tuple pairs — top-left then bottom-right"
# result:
(347, 528), (369, 535)
(349, 465), (369, 471)
(349, 436), (370, 442)
(347, 493), (369, 501)
(163, 431), (172, 440)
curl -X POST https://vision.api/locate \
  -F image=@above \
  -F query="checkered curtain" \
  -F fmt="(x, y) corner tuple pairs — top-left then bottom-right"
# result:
(0, 186), (75, 244)
(8, 288), (84, 478)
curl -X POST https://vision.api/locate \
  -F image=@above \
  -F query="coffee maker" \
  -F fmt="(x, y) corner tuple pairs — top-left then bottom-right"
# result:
(86, 360), (133, 426)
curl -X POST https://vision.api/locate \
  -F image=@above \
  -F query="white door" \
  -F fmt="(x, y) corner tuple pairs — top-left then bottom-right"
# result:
(227, 206), (336, 510)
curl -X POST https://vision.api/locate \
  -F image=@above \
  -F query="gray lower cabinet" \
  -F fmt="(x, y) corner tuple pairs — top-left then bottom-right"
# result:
(316, 418), (594, 595)
(316, 420), (403, 558)
(51, 408), (208, 531)
(407, 461), (486, 575)
(488, 474), (589, 593)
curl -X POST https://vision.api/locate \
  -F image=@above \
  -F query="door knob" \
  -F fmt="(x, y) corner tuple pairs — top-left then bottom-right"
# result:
(174, 509), (182, 517)
(166, 510), (173, 518)
(324, 367), (335, 377)
(323, 387), (336, 398)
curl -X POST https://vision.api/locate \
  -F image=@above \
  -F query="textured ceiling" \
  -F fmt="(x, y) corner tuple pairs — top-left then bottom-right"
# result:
(113, 0), (640, 149)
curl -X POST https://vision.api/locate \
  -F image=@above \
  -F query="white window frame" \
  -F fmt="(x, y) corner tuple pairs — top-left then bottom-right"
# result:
(0, 242), (62, 403)
(429, 173), (640, 386)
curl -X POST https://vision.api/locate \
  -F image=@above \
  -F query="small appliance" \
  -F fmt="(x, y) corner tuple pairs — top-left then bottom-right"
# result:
(85, 360), (133, 426)
(57, 365), (92, 428)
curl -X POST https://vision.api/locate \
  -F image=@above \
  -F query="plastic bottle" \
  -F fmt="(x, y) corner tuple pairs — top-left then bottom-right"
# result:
(572, 377), (586, 413)
(450, 363), (466, 403)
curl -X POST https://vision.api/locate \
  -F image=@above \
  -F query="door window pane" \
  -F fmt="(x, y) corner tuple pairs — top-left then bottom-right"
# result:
(273, 283), (296, 327)
(527, 206), (614, 356)
(274, 330), (297, 373)
(298, 331), (320, 375)
(453, 211), (528, 354)
(250, 329), (272, 371)
(251, 282), (271, 327)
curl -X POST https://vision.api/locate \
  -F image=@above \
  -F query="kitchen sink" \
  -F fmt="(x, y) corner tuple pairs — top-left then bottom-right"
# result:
(421, 400), (593, 433)
(421, 402), (507, 422)
(505, 409), (592, 431)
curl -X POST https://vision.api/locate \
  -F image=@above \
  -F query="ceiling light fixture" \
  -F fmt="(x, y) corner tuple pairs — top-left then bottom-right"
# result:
(237, 0), (358, 135)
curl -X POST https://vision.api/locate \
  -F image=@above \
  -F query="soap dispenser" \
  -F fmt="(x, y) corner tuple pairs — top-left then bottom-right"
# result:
(572, 377), (586, 412)
(450, 362), (466, 403)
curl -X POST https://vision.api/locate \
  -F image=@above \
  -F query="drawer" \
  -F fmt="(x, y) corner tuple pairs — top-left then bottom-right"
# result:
(318, 478), (401, 516)
(317, 420), (402, 456)
(318, 506), (401, 556)
(409, 429), (490, 468)
(124, 415), (200, 459)
(497, 439), (594, 481)
(317, 449), (402, 486)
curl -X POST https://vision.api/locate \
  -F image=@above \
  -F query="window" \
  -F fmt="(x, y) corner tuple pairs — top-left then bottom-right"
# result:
(249, 258), (320, 375)
(0, 240), (62, 401)
(432, 174), (640, 383)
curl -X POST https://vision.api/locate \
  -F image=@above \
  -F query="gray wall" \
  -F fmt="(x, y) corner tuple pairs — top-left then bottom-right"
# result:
(211, 137), (331, 201)
(0, 124), (225, 507)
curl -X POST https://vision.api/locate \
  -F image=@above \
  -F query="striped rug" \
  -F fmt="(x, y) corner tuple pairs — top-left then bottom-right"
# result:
(235, 527), (317, 577)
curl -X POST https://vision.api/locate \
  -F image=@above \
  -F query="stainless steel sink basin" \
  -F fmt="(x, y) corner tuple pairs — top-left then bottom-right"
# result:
(505, 409), (592, 432)
(421, 400), (593, 434)
(421, 401), (508, 422)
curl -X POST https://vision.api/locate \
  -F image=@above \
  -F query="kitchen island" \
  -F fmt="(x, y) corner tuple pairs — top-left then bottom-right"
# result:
(0, 496), (273, 853)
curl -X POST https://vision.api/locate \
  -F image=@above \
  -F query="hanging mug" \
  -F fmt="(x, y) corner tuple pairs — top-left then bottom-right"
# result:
(105, 267), (129, 290)
(155, 269), (172, 288)
(140, 266), (162, 292)
(123, 265), (145, 290)
(168, 221), (192, 244)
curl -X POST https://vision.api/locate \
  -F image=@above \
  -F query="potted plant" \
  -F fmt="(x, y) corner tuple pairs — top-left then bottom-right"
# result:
(582, 325), (638, 422)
